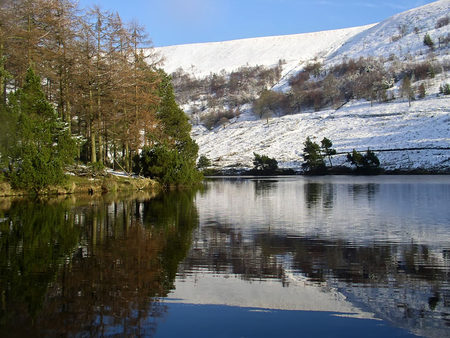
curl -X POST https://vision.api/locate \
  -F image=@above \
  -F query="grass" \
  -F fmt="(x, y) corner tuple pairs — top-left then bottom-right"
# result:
(0, 173), (160, 197)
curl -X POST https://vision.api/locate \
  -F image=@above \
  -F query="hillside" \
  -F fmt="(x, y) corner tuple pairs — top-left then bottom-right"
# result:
(154, 25), (373, 78)
(154, 0), (450, 172)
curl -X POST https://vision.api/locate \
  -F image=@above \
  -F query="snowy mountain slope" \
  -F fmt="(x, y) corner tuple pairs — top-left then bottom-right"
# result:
(327, 0), (450, 64)
(193, 96), (450, 171)
(154, 25), (374, 78)
(155, 0), (450, 171)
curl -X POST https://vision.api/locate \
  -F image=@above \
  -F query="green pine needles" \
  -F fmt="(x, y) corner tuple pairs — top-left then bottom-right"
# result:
(133, 70), (202, 186)
(1, 68), (77, 193)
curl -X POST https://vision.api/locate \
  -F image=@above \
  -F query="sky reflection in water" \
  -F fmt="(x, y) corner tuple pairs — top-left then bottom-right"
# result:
(0, 176), (448, 337)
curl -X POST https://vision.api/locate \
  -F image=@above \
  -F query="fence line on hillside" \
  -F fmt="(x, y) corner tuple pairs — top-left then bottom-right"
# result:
(334, 147), (450, 155)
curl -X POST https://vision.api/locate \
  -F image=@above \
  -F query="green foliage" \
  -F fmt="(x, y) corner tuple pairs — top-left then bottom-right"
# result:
(133, 144), (202, 186)
(3, 68), (77, 192)
(197, 155), (211, 170)
(320, 137), (336, 168)
(424, 33), (434, 49)
(365, 149), (380, 168)
(302, 137), (325, 173)
(347, 149), (380, 170)
(88, 161), (106, 175)
(440, 83), (450, 95)
(137, 69), (201, 186)
(252, 153), (278, 173)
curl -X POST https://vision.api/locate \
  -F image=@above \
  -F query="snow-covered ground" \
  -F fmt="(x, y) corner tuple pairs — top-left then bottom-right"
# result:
(154, 25), (373, 78)
(193, 96), (450, 171)
(154, 0), (450, 171)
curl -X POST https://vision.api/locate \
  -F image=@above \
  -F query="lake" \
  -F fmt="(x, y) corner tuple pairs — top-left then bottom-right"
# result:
(0, 176), (449, 337)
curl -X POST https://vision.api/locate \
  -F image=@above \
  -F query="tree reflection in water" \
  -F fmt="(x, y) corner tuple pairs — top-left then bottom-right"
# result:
(185, 178), (450, 336)
(0, 190), (198, 336)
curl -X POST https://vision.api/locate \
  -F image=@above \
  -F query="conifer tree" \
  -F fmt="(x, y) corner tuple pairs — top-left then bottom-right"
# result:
(252, 153), (278, 172)
(320, 137), (336, 168)
(423, 33), (434, 49)
(3, 68), (77, 192)
(133, 70), (201, 186)
(302, 137), (325, 173)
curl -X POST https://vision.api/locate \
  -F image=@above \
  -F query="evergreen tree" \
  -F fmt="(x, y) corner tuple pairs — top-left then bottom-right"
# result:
(197, 155), (211, 170)
(133, 143), (201, 186)
(302, 137), (325, 173)
(347, 148), (380, 172)
(156, 69), (198, 161)
(3, 68), (76, 192)
(252, 153), (278, 173)
(133, 70), (201, 186)
(347, 149), (365, 168)
(423, 33), (434, 49)
(320, 137), (336, 168)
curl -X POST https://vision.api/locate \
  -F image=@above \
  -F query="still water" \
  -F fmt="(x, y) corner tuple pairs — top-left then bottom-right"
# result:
(0, 176), (449, 337)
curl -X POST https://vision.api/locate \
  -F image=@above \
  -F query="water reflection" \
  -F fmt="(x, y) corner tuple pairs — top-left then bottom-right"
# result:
(180, 176), (450, 337)
(0, 176), (449, 337)
(0, 191), (198, 336)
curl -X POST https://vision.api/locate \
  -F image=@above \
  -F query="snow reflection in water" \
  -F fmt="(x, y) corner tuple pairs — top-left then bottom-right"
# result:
(170, 176), (450, 337)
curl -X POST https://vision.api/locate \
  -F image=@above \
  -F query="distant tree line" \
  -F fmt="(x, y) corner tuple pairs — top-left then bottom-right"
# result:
(0, 0), (200, 190)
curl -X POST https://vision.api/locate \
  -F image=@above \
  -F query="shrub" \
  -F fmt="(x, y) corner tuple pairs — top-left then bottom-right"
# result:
(197, 155), (211, 169)
(347, 149), (380, 170)
(440, 83), (450, 95)
(133, 144), (201, 186)
(200, 109), (237, 130)
(252, 153), (278, 173)
(412, 62), (435, 80)
(436, 16), (449, 29)
(391, 35), (402, 43)
(289, 70), (310, 89)
(304, 62), (322, 77)
(424, 33), (434, 49)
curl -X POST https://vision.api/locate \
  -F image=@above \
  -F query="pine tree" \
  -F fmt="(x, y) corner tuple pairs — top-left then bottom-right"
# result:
(197, 155), (211, 170)
(252, 153), (278, 172)
(423, 33), (434, 49)
(156, 69), (198, 162)
(347, 148), (380, 171)
(133, 70), (201, 186)
(4, 68), (77, 192)
(302, 137), (325, 173)
(320, 137), (336, 168)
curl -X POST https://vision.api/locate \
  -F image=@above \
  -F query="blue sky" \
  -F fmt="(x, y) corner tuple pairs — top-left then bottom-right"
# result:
(78, 0), (437, 47)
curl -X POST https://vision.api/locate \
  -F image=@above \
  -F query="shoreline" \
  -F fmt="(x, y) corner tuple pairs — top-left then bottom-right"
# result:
(0, 174), (160, 198)
(202, 166), (450, 177)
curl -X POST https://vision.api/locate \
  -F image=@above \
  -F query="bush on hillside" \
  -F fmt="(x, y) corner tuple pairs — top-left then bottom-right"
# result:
(436, 16), (449, 29)
(424, 33), (434, 49)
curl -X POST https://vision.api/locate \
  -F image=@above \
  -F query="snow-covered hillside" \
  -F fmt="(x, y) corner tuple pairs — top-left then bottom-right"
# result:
(193, 97), (449, 171)
(328, 0), (450, 64)
(154, 25), (374, 78)
(155, 0), (450, 172)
